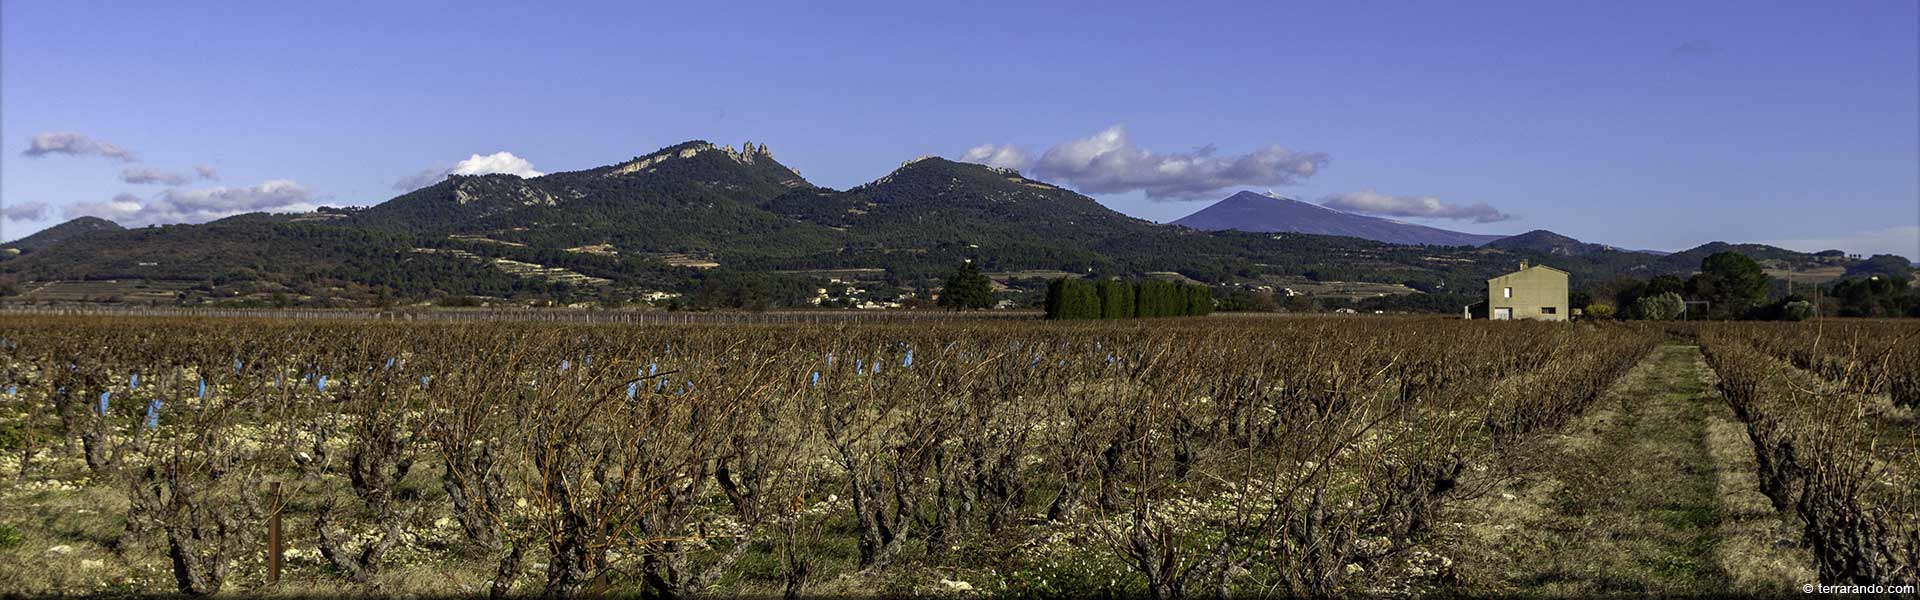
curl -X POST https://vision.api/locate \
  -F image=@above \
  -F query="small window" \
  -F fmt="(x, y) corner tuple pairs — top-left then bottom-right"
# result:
(1542, 307), (1557, 314)
(1503, 287), (1512, 298)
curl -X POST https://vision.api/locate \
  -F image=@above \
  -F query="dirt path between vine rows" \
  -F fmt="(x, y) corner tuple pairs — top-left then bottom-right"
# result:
(1444, 344), (1814, 597)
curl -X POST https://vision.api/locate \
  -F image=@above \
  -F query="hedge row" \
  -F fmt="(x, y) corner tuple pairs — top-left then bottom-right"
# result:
(1045, 278), (1213, 320)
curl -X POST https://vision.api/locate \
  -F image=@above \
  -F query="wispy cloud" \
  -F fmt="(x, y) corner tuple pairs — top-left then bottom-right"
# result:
(194, 165), (220, 180)
(393, 168), (445, 192)
(1320, 190), (1515, 223)
(120, 167), (190, 186)
(394, 151), (544, 190)
(23, 132), (138, 162)
(65, 180), (317, 226)
(2, 202), (50, 222)
(1764, 226), (1920, 261)
(960, 125), (1328, 200)
(1670, 39), (1720, 58)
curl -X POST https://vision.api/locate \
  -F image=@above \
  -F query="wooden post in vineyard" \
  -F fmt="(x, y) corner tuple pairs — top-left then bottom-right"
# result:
(267, 481), (283, 585)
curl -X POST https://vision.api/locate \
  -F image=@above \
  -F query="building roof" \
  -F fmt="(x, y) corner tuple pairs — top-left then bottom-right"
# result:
(1487, 263), (1569, 281)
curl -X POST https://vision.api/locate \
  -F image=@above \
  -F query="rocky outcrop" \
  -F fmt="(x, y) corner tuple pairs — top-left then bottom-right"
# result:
(451, 177), (556, 207)
(609, 141), (777, 174)
(736, 141), (773, 164)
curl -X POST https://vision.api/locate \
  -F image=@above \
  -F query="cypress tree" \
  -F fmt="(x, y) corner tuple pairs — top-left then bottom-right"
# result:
(1045, 278), (1067, 320)
(1140, 280), (1169, 317)
(1186, 284), (1214, 316)
(1074, 279), (1100, 319)
(1097, 279), (1118, 319)
(1134, 280), (1154, 317)
(1051, 278), (1212, 319)
(1098, 279), (1135, 319)
(1045, 277), (1102, 320)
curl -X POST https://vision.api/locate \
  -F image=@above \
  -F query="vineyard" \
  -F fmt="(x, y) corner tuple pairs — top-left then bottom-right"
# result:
(0, 316), (1910, 597)
(1697, 321), (1920, 585)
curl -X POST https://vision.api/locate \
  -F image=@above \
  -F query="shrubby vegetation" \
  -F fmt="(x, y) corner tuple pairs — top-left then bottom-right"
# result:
(1823, 274), (1920, 317)
(936, 261), (994, 310)
(681, 270), (823, 311)
(1588, 250), (1920, 321)
(1633, 292), (1687, 321)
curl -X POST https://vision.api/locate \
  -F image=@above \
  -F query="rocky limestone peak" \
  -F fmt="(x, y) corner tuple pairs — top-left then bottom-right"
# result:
(609, 141), (720, 176)
(730, 141), (773, 164)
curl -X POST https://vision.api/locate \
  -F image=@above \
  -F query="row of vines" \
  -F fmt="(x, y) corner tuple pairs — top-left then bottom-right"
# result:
(0, 316), (1657, 598)
(1697, 321), (1919, 585)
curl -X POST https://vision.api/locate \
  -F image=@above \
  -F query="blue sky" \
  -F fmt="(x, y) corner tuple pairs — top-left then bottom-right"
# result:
(4, 1), (1917, 258)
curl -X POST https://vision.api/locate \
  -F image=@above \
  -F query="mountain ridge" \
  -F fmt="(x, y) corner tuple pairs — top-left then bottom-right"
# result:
(3, 216), (124, 253)
(1170, 191), (1508, 247)
(1486, 229), (1617, 256)
(0, 140), (1882, 309)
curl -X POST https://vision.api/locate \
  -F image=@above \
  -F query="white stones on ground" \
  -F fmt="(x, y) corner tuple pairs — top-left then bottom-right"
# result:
(45, 544), (73, 557)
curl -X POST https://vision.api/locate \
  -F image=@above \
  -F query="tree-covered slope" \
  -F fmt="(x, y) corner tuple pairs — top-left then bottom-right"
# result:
(3, 216), (125, 253)
(0, 140), (1884, 308)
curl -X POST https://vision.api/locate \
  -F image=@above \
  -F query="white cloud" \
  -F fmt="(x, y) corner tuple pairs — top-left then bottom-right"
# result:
(1764, 226), (1920, 261)
(1320, 190), (1515, 223)
(65, 180), (317, 226)
(23, 132), (138, 162)
(195, 165), (220, 180)
(959, 144), (1032, 170)
(64, 194), (149, 223)
(120, 167), (190, 186)
(3, 202), (50, 222)
(394, 151), (543, 190)
(451, 151), (542, 177)
(968, 125), (1328, 200)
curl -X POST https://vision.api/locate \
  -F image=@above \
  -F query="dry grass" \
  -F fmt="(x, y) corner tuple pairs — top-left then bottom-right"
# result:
(0, 477), (150, 594)
(1690, 348), (1816, 594)
(1438, 345), (1816, 597)
(1704, 413), (1815, 593)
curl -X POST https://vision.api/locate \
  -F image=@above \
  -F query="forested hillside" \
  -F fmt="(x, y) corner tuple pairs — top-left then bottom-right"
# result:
(0, 140), (1894, 310)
